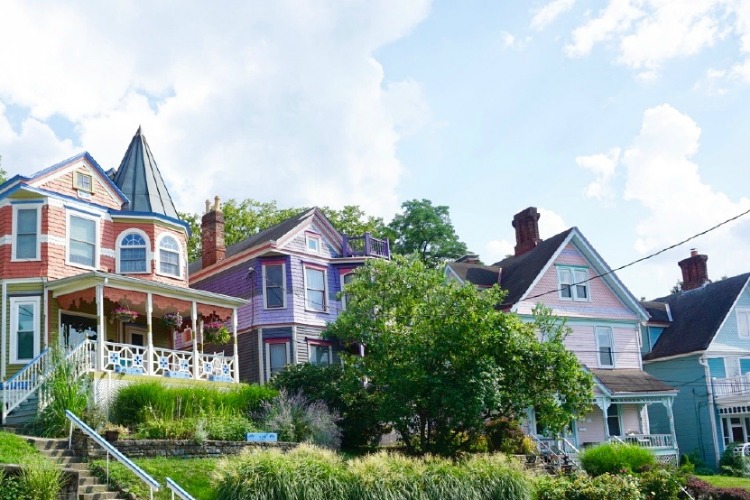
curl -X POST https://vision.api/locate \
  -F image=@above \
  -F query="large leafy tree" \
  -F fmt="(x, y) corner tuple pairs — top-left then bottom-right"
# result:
(326, 257), (593, 456)
(384, 199), (468, 267)
(0, 155), (6, 184)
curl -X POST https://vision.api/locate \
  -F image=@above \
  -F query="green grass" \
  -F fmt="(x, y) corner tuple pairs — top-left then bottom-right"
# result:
(697, 474), (750, 490)
(0, 432), (39, 464)
(91, 457), (219, 500)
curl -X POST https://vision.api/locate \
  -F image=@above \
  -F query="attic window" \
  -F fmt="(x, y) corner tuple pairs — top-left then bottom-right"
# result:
(75, 172), (93, 193)
(306, 234), (321, 253)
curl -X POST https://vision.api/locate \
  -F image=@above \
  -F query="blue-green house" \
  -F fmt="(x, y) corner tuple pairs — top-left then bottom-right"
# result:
(642, 250), (750, 470)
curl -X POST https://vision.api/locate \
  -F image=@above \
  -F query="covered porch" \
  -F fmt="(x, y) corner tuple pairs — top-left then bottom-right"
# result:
(46, 271), (247, 383)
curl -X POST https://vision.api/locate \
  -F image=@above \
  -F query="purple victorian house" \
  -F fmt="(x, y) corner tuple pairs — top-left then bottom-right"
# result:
(189, 201), (389, 383)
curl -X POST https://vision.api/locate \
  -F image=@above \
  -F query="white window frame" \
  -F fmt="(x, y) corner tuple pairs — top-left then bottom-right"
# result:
(115, 229), (151, 274)
(10, 296), (41, 364)
(66, 211), (100, 270)
(738, 357), (750, 376)
(155, 233), (183, 279)
(11, 204), (42, 261)
(262, 263), (287, 309)
(595, 326), (615, 368)
(306, 233), (322, 253)
(75, 171), (94, 193)
(308, 342), (333, 366)
(265, 341), (291, 382)
(304, 265), (328, 312)
(737, 308), (750, 339)
(340, 272), (354, 310)
(557, 266), (590, 301)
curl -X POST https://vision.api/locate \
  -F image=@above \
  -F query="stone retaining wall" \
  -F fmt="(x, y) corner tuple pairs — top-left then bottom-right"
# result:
(72, 431), (295, 459)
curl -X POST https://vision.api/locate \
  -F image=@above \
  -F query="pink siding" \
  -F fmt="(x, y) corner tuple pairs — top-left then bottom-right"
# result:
(621, 404), (642, 435)
(37, 168), (122, 210)
(577, 409), (606, 446)
(565, 323), (641, 369)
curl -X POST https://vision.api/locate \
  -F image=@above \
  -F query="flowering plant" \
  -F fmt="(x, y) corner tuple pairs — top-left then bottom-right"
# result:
(162, 312), (183, 329)
(203, 316), (231, 344)
(111, 304), (138, 322)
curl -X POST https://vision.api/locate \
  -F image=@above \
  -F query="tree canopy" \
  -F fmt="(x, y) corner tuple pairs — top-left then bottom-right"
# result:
(384, 199), (468, 267)
(326, 256), (593, 456)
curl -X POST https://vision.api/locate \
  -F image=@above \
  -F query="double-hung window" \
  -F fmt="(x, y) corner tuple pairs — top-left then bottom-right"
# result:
(558, 267), (589, 300)
(265, 341), (290, 381)
(68, 214), (97, 268)
(158, 235), (181, 277)
(596, 326), (615, 368)
(304, 266), (327, 312)
(263, 263), (286, 309)
(309, 342), (333, 366)
(737, 309), (750, 339)
(119, 232), (148, 273)
(13, 205), (40, 260)
(341, 272), (354, 309)
(10, 297), (40, 363)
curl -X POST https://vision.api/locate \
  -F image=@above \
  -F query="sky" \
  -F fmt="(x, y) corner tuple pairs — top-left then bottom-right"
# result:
(1, 0), (750, 300)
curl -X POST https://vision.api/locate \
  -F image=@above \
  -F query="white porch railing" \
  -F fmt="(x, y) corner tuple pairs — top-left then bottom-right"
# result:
(609, 433), (676, 449)
(713, 374), (750, 397)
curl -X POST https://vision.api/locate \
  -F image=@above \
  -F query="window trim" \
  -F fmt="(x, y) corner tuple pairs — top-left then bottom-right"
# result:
(739, 357), (750, 376)
(308, 340), (334, 366)
(155, 233), (183, 279)
(74, 171), (94, 193)
(11, 204), (42, 262)
(707, 357), (726, 379)
(264, 339), (291, 382)
(605, 404), (622, 437)
(557, 266), (590, 302)
(340, 271), (355, 310)
(305, 233), (322, 253)
(595, 326), (615, 368)
(737, 308), (750, 339)
(303, 265), (328, 312)
(66, 211), (100, 270)
(10, 296), (41, 364)
(262, 262), (287, 310)
(115, 229), (151, 274)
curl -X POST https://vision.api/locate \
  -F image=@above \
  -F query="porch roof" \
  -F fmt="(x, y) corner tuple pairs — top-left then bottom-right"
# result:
(591, 369), (677, 396)
(45, 271), (246, 308)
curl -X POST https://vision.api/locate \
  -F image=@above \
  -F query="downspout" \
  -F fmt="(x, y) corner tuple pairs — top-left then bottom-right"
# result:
(699, 356), (722, 467)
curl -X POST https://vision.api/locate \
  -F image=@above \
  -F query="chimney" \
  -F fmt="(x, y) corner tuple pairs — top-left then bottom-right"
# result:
(678, 249), (710, 291)
(456, 254), (481, 264)
(512, 207), (541, 256)
(201, 195), (225, 268)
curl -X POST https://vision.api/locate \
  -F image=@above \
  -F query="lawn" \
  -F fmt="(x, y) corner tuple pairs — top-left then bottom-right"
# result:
(0, 431), (39, 464)
(697, 474), (750, 491)
(91, 456), (220, 500)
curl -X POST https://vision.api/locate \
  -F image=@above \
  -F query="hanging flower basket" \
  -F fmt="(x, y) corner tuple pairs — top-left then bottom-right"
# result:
(111, 305), (138, 323)
(162, 312), (183, 330)
(203, 321), (231, 344)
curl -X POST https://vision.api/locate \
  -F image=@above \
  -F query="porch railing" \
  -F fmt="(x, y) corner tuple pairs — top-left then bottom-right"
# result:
(713, 373), (750, 397)
(342, 233), (390, 259)
(609, 434), (675, 449)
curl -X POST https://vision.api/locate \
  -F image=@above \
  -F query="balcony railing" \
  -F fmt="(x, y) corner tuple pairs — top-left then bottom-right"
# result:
(713, 374), (750, 397)
(342, 233), (390, 259)
(610, 434), (675, 449)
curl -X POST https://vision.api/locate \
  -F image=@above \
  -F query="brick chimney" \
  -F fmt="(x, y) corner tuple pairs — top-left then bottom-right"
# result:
(201, 196), (225, 268)
(512, 207), (541, 256)
(678, 249), (710, 291)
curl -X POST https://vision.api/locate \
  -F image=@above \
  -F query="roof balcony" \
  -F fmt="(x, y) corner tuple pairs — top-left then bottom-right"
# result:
(342, 233), (390, 259)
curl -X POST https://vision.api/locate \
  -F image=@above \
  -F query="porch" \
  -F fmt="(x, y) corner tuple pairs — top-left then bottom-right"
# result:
(342, 233), (390, 259)
(713, 373), (750, 398)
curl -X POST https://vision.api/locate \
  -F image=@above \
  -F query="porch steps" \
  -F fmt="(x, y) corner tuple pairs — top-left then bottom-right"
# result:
(27, 437), (128, 500)
(4, 394), (38, 426)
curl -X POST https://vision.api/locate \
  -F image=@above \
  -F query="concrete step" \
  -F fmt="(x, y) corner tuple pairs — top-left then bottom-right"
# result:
(78, 492), (123, 500)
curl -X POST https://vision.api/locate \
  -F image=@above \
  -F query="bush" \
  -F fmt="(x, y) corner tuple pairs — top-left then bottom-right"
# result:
(110, 381), (276, 427)
(720, 443), (748, 477)
(685, 476), (750, 500)
(536, 472), (643, 500)
(258, 390), (342, 449)
(18, 457), (64, 500)
(579, 443), (656, 476)
(270, 363), (386, 450)
(485, 417), (530, 454)
(0, 473), (25, 500)
(638, 467), (683, 500)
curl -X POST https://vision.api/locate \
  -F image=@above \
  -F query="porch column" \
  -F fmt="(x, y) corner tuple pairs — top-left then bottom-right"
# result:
(192, 302), (199, 380)
(96, 285), (105, 371)
(146, 293), (153, 375)
(232, 308), (239, 383)
(663, 398), (677, 449)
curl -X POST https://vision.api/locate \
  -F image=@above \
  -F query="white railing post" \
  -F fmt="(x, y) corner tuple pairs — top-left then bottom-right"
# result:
(146, 293), (154, 376)
(232, 309), (239, 383)
(192, 302), (199, 380)
(96, 285), (105, 372)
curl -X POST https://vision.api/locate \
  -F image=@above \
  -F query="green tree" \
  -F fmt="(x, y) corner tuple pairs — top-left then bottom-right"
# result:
(320, 205), (385, 238)
(0, 154), (6, 184)
(326, 257), (593, 456)
(384, 199), (468, 267)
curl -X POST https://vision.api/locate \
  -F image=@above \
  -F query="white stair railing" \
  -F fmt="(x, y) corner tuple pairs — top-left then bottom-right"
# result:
(166, 477), (196, 500)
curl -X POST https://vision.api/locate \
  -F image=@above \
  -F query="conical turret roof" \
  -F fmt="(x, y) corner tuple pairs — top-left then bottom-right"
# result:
(113, 127), (179, 219)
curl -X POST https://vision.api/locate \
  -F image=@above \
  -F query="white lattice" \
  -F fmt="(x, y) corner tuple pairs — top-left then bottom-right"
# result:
(150, 347), (194, 377)
(103, 342), (148, 374)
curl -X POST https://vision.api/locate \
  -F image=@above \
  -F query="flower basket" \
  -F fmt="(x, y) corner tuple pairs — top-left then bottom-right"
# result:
(111, 305), (138, 323)
(162, 312), (183, 330)
(203, 322), (231, 344)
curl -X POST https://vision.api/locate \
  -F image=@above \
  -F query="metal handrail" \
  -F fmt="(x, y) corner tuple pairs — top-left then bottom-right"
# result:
(166, 477), (195, 500)
(66, 410), (160, 499)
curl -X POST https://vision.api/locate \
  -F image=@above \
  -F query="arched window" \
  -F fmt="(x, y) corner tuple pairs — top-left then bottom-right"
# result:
(158, 235), (181, 277)
(119, 233), (147, 273)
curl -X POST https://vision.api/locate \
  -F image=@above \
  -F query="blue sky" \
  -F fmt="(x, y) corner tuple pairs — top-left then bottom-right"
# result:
(1, 1), (749, 299)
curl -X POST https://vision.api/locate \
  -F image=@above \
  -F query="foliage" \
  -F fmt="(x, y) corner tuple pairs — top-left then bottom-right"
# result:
(319, 205), (386, 239)
(720, 442), (748, 477)
(579, 443), (656, 476)
(133, 415), (257, 441)
(0, 473), (24, 500)
(326, 257), (593, 456)
(214, 445), (532, 500)
(270, 363), (386, 449)
(535, 472), (644, 500)
(27, 346), (91, 437)
(258, 390), (342, 449)
(109, 381), (276, 427)
(485, 417), (533, 454)
(637, 467), (684, 500)
(687, 476), (750, 499)
(17, 456), (64, 500)
(0, 431), (39, 463)
(383, 198), (468, 267)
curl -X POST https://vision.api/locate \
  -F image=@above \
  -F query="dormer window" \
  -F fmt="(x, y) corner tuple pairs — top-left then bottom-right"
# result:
(118, 231), (149, 273)
(157, 235), (182, 278)
(75, 171), (93, 192)
(557, 267), (589, 301)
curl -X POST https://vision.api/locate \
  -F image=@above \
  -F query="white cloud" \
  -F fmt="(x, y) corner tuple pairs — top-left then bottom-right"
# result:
(531, 0), (576, 31)
(576, 147), (620, 202)
(483, 208), (568, 264)
(0, 1), (432, 217)
(500, 31), (517, 48)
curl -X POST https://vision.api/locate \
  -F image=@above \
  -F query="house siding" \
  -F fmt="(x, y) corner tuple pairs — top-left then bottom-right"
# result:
(2, 281), (45, 379)
(561, 321), (641, 370)
(707, 283), (750, 358)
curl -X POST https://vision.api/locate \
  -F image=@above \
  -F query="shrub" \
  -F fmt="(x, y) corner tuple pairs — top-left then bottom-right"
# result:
(0, 473), (25, 500)
(484, 417), (529, 454)
(258, 390), (341, 449)
(348, 452), (426, 499)
(579, 443), (655, 476)
(462, 453), (533, 500)
(685, 476), (750, 500)
(720, 442), (748, 477)
(110, 381), (276, 427)
(536, 472), (643, 500)
(18, 456), (64, 500)
(638, 467), (683, 500)
(270, 363), (386, 450)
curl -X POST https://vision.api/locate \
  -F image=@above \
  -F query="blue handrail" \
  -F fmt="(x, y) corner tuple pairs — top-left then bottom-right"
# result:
(166, 477), (196, 500)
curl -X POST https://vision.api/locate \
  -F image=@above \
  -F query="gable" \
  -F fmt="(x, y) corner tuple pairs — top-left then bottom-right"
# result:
(707, 278), (750, 354)
(515, 241), (639, 321)
(29, 156), (125, 210)
(278, 221), (340, 258)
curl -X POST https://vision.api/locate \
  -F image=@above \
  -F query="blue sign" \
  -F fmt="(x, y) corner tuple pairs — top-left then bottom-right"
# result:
(246, 432), (278, 443)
